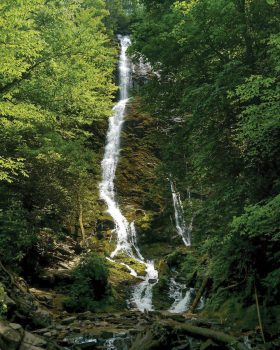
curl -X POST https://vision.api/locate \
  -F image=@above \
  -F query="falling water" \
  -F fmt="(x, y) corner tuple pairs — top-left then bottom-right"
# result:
(168, 278), (194, 313)
(99, 35), (158, 312)
(170, 181), (192, 246)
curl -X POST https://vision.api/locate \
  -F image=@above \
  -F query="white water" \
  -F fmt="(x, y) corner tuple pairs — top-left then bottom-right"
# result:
(131, 261), (158, 312)
(170, 181), (192, 246)
(168, 278), (194, 313)
(99, 35), (158, 312)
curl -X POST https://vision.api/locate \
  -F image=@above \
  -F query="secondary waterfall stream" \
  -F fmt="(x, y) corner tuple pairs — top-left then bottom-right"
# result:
(170, 180), (192, 246)
(169, 181), (195, 313)
(99, 35), (158, 312)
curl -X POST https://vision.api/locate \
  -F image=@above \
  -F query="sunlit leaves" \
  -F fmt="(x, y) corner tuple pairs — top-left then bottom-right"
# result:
(0, 157), (27, 183)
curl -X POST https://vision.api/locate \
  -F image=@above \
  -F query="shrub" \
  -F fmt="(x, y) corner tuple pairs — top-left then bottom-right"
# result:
(0, 201), (36, 268)
(65, 253), (110, 312)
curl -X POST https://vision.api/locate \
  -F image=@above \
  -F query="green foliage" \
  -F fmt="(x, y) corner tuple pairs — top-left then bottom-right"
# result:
(0, 201), (35, 267)
(65, 253), (110, 312)
(0, 0), (118, 268)
(0, 157), (26, 183)
(131, 0), (280, 316)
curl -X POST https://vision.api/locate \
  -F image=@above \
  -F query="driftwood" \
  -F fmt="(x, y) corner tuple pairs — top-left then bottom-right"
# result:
(159, 319), (249, 350)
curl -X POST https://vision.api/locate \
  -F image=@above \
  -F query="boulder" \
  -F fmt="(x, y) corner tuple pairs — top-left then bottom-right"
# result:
(9, 323), (23, 333)
(31, 308), (52, 327)
(20, 331), (47, 348)
(0, 321), (23, 350)
(38, 269), (73, 285)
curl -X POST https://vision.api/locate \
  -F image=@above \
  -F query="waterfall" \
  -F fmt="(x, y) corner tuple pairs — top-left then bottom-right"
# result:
(99, 35), (158, 312)
(168, 182), (198, 313)
(168, 278), (194, 313)
(170, 180), (192, 246)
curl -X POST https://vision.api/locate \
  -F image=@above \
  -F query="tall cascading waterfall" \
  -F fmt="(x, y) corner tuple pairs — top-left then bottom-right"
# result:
(99, 35), (158, 312)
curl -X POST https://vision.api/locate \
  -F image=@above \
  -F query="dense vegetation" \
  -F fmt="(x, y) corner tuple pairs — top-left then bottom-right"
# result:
(0, 0), (117, 267)
(65, 252), (110, 312)
(130, 0), (280, 321)
(0, 0), (279, 341)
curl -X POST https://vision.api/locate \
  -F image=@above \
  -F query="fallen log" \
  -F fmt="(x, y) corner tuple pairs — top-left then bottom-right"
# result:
(159, 319), (249, 350)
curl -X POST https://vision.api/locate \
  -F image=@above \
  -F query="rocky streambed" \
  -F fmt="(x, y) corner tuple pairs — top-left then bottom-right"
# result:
(0, 235), (278, 350)
(2, 306), (276, 350)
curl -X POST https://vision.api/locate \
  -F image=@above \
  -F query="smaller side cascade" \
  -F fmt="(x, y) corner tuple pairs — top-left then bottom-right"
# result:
(168, 278), (194, 313)
(170, 180), (192, 246)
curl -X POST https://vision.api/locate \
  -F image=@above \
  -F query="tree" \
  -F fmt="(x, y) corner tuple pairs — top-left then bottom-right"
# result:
(130, 0), (280, 312)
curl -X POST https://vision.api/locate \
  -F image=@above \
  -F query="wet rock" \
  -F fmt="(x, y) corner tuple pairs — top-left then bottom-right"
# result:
(32, 328), (49, 334)
(0, 321), (23, 350)
(61, 335), (98, 349)
(77, 339), (98, 349)
(61, 316), (77, 325)
(21, 331), (47, 348)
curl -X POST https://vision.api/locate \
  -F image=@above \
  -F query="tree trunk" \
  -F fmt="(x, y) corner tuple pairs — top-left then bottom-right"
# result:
(189, 275), (209, 314)
(78, 195), (86, 244)
(254, 282), (265, 344)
